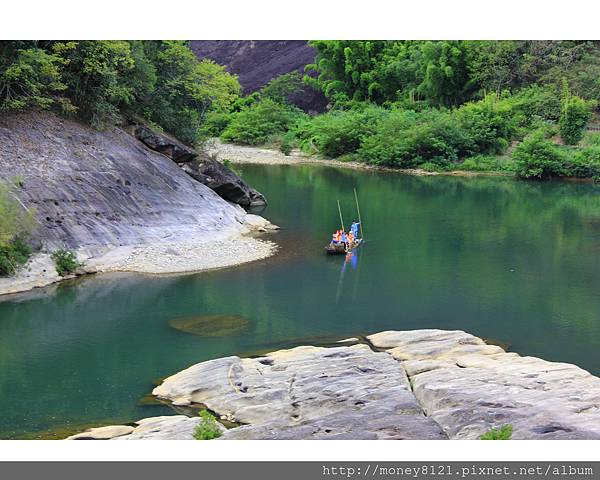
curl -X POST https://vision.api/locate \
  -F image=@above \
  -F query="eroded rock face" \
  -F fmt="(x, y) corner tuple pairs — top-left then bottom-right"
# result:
(152, 344), (446, 440)
(0, 112), (245, 251)
(181, 156), (267, 208)
(367, 329), (600, 439)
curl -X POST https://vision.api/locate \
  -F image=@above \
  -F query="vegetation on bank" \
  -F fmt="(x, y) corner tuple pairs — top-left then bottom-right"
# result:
(0, 181), (35, 276)
(51, 249), (81, 277)
(0, 41), (240, 144)
(213, 41), (600, 180)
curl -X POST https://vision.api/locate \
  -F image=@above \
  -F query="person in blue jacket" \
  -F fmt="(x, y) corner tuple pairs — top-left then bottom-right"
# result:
(350, 221), (360, 239)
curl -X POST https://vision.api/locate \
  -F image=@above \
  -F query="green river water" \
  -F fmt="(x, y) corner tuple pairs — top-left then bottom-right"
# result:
(1, 164), (600, 438)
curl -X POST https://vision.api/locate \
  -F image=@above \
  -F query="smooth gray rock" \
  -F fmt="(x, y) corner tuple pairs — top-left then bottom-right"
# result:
(153, 344), (446, 440)
(0, 112), (245, 250)
(368, 329), (600, 439)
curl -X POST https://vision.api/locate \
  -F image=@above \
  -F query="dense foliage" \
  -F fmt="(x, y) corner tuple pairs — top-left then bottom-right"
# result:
(0, 41), (240, 144)
(221, 41), (600, 180)
(0, 180), (35, 276)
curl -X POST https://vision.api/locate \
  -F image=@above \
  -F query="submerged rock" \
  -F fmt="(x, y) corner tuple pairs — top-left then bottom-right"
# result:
(168, 314), (249, 337)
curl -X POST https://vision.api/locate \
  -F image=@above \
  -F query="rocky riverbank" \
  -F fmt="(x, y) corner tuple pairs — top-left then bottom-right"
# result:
(0, 113), (279, 296)
(68, 329), (600, 440)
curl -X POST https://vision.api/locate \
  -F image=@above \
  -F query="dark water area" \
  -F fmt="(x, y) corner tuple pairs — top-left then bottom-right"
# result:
(2, 164), (600, 438)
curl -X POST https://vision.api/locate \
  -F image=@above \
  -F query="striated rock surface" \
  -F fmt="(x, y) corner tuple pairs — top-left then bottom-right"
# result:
(0, 111), (246, 251)
(68, 329), (600, 440)
(153, 344), (446, 440)
(367, 330), (600, 439)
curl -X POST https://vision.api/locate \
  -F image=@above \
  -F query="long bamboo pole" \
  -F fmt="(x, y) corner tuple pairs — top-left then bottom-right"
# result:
(337, 199), (345, 232)
(354, 188), (363, 239)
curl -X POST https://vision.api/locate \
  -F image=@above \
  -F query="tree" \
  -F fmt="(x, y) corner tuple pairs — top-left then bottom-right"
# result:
(52, 41), (137, 128)
(0, 47), (72, 113)
(559, 80), (593, 145)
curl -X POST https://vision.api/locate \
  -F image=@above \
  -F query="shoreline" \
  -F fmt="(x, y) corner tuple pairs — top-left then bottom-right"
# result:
(0, 214), (279, 297)
(209, 139), (511, 178)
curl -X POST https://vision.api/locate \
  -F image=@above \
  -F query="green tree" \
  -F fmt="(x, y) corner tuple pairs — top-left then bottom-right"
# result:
(52, 41), (137, 128)
(559, 81), (593, 145)
(0, 47), (72, 113)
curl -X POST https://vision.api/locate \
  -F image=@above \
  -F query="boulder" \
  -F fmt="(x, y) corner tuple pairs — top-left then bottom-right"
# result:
(367, 329), (600, 439)
(152, 344), (446, 440)
(181, 157), (267, 208)
(134, 125), (196, 163)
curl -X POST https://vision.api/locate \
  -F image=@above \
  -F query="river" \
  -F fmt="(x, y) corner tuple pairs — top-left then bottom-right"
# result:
(1, 164), (600, 438)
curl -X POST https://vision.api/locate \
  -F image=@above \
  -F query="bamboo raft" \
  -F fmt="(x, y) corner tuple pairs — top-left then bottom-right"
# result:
(325, 188), (364, 255)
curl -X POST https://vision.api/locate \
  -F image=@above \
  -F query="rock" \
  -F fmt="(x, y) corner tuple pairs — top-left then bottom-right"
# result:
(133, 125), (196, 163)
(70, 329), (600, 440)
(67, 425), (134, 440)
(115, 415), (202, 440)
(243, 214), (279, 231)
(0, 112), (245, 250)
(181, 156), (267, 208)
(367, 329), (600, 439)
(153, 344), (446, 440)
(168, 314), (249, 337)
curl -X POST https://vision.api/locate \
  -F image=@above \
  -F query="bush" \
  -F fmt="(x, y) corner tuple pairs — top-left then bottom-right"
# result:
(559, 85), (593, 145)
(359, 109), (471, 168)
(0, 181), (35, 275)
(197, 111), (232, 138)
(479, 424), (513, 440)
(0, 237), (32, 276)
(513, 133), (569, 179)
(569, 145), (600, 180)
(193, 410), (222, 440)
(51, 249), (81, 276)
(221, 99), (303, 145)
(293, 105), (387, 158)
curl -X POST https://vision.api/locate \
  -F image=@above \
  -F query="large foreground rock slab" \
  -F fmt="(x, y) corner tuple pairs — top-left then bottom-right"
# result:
(153, 344), (446, 439)
(368, 329), (600, 439)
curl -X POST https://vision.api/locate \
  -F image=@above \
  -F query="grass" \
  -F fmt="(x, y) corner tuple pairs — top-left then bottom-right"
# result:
(193, 410), (223, 440)
(479, 424), (513, 440)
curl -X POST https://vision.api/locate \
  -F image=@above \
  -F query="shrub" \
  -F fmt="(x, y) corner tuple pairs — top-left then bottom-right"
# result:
(559, 84), (593, 145)
(479, 424), (513, 440)
(221, 99), (303, 145)
(359, 109), (471, 168)
(197, 111), (232, 138)
(569, 145), (600, 180)
(193, 410), (222, 440)
(51, 249), (81, 276)
(0, 237), (32, 276)
(293, 105), (387, 158)
(513, 133), (569, 179)
(0, 181), (35, 275)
